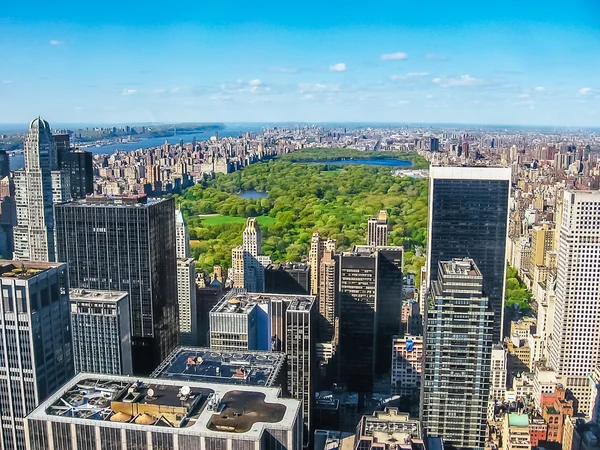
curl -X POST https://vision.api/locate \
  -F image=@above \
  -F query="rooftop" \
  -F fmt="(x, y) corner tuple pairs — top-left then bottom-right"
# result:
(27, 373), (300, 439)
(265, 262), (310, 272)
(0, 261), (63, 279)
(440, 258), (481, 277)
(57, 194), (169, 207)
(211, 289), (315, 315)
(70, 289), (129, 303)
(150, 347), (284, 387)
(508, 413), (530, 428)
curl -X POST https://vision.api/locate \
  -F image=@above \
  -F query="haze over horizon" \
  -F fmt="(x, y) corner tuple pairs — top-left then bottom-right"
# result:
(1, 0), (599, 126)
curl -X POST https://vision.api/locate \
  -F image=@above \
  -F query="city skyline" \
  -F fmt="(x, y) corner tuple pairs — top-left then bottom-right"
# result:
(1, 0), (600, 126)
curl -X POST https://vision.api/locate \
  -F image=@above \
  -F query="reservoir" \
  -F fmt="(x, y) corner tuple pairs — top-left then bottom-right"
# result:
(238, 190), (268, 199)
(304, 158), (412, 167)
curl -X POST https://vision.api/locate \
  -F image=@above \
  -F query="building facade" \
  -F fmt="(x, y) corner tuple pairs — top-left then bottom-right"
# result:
(421, 258), (493, 449)
(70, 289), (133, 375)
(426, 166), (511, 341)
(54, 195), (178, 375)
(0, 261), (74, 450)
(13, 118), (70, 262)
(550, 190), (600, 412)
(367, 210), (389, 247)
(391, 335), (423, 397)
(177, 258), (197, 346)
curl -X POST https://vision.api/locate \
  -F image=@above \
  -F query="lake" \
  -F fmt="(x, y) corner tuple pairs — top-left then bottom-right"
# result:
(304, 158), (412, 167)
(238, 190), (268, 199)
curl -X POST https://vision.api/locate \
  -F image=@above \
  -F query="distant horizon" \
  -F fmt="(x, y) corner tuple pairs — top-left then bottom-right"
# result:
(1, 120), (599, 132)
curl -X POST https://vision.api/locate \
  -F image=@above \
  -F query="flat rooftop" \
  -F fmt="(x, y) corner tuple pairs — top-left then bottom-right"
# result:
(26, 373), (300, 439)
(70, 289), (129, 303)
(150, 347), (284, 387)
(265, 262), (310, 272)
(211, 289), (315, 315)
(57, 194), (168, 207)
(440, 258), (481, 277)
(0, 261), (64, 279)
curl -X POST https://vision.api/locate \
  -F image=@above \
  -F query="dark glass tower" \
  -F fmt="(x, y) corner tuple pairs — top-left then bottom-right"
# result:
(54, 195), (178, 375)
(58, 150), (93, 199)
(426, 166), (510, 341)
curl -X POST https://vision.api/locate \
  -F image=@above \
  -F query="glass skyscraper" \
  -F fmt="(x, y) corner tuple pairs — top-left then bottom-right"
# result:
(426, 166), (511, 341)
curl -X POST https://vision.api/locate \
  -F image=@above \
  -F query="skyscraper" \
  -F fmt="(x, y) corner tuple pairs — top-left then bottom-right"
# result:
(58, 148), (94, 199)
(427, 166), (511, 341)
(309, 231), (323, 295)
(0, 261), (74, 450)
(0, 150), (9, 179)
(231, 218), (271, 292)
(13, 118), (70, 262)
(367, 210), (389, 246)
(337, 245), (403, 392)
(421, 258), (493, 449)
(175, 205), (191, 259)
(318, 250), (338, 343)
(54, 194), (178, 374)
(70, 289), (133, 375)
(177, 258), (197, 345)
(549, 190), (600, 411)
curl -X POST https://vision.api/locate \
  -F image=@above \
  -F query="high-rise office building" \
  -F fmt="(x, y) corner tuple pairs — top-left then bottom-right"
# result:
(430, 137), (440, 152)
(0, 261), (74, 450)
(177, 258), (197, 346)
(427, 166), (511, 341)
(309, 231), (323, 295)
(13, 117), (71, 262)
(54, 194), (178, 375)
(391, 335), (423, 397)
(231, 218), (271, 292)
(549, 190), (600, 412)
(175, 205), (191, 259)
(421, 258), (493, 449)
(25, 373), (302, 450)
(318, 250), (338, 343)
(70, 289), (133, 375)
(58, 149), (93, 199)
(209, 290), (315, 442)
(337, 245), (403, 392)
(0, 150), (9, 178)
(265, 262), (310, 294)
(367, 210), (389, 246)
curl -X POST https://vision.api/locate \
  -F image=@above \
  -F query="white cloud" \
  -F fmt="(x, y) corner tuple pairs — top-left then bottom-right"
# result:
(426, 94), (433, 99)
(381, 52), (408, 61)
(298, 83), (339, 94)
(268, 67), (300, 74)
(390, 72), (429, 81)
(170, 87), (181, 94)
(49, 40), (64, 45)
(518, 93), (530, 99)
(534, 86), (545, 92)
(122, 89), (137, 96)
(0, 80), (11, 85)
(432, 74), (483, 88)
(329, 63), (347, 72)
(209, 93), (232, 102)
(248, 79), (262, 86)
(579, 87), (593, 96)
(221, 79), (270, 94)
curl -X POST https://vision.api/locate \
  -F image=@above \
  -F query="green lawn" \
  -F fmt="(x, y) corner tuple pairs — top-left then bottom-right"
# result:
(199, 214), (276, 227)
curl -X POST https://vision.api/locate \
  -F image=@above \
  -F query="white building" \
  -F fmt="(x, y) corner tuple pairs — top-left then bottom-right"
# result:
(175, 205), (191, 259)
(177, 258), (197, 346)
(490, 345), (508, 402)
(70, 289), (133, 375)
(549, 190), (600, 413)
(231, 218), (271, 292)
(13, 117), (70, 261)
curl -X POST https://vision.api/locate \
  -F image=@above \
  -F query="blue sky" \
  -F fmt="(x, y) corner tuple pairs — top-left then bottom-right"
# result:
(1, 0), (599, 126)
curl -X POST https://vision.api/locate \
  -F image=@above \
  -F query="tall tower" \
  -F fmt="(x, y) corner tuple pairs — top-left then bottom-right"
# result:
(427, 166), (510, 341)
(421, 258), (493, 449)
(175, 205), (191, 259)
(367, 210), (389, 246)
(549, 190), (600, 412)
(55, 195), (178, 375)
(0, 261), (74, 450)
(309, 231), (323, 295)
(13, 117), (70, 261)
(318, 250), (338, 343)
(243, 217), (261, 256)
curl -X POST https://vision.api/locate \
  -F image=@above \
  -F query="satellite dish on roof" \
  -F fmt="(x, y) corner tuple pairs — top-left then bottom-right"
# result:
(181, 386), (191, 396)
(147, 388), (155, 397)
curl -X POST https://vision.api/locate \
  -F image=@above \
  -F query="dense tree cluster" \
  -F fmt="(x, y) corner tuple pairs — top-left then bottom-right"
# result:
(505, 265), (532, 312)
(279, 148), (430, 169)
(175, 150), (429, 275)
